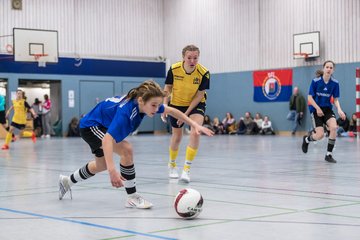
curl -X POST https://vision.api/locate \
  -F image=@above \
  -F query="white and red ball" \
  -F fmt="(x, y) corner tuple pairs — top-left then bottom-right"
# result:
(174, 188), (203, 219)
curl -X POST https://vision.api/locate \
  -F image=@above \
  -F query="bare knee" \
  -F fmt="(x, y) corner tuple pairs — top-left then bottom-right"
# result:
(328, 126), (337, 133)
(313, 130), (324, 140)
(189, 129), (200, 140)
(115, 141), (133, 166)
(95, 158), (107, 172)
(121, 143), (133, 159)
(171, 129), (183, 146)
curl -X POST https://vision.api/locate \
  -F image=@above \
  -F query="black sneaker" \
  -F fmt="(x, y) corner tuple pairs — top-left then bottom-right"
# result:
(325, 154), (337, 163)
(302, 136), (309, 153)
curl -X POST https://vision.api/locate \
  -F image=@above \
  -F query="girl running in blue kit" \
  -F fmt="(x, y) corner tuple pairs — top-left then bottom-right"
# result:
(302, 60), (345, 163)
(59, 80), (213, 208)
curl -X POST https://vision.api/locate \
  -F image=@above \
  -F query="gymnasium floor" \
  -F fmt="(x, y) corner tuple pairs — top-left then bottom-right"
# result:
(0, 134), (359, 240)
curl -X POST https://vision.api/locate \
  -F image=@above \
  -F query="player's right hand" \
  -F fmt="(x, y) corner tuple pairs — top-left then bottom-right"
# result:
(109, 169), (125, 188)
(194, 125), (214, 136)
(316, 108), (324, 117)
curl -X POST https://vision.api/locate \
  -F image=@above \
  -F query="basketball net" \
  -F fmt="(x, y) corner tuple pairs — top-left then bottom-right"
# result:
(34, 54), (48, 67)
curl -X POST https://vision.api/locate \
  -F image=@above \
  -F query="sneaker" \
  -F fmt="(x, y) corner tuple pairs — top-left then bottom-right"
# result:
(302, 136), (309, 153)
(59, 175), (72, 200)
(168, 166), (179, 179)
(45, 134), (51, 138)
(1, 144), (9, 150)
(125, 193), (153, 209)
(31, 132), (37, 143)
(325, 154), (337, 163)
(178, 170), (190, 184)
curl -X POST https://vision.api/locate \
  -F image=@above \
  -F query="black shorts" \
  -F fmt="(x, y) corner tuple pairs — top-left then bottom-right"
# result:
(80, 126), (107, 157)
(0, 111), (5, 124)
(169, 102), (206, 128)
(311, 107), (336, 128)
(11, 121), (26, 130)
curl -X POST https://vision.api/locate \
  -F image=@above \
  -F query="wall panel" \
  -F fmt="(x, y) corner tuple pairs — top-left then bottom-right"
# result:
(163, 0), (260, 73)
(0, 0), (164, 60)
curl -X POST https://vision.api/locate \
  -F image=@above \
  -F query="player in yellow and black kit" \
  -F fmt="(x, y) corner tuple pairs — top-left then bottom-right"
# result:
(162, 44), (211, 183)
(2, 89), (37, 150)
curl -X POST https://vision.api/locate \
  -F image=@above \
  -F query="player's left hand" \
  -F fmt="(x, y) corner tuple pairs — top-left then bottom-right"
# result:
(338, 109), (346, 120)
(161, 113), (167, 123)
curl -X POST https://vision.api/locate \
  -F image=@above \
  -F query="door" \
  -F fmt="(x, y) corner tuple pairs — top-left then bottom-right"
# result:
(80, 81), (114, 116)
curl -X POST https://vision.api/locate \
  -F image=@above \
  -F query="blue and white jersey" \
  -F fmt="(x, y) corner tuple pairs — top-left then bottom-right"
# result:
(308, 76), (340, 113)
(80, 96), (165, 142)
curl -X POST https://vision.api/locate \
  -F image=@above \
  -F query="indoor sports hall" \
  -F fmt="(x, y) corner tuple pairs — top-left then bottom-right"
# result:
(1, 1), (360, 240)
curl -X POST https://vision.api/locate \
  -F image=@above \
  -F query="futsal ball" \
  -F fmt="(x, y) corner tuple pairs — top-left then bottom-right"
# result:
(174, 188), (203, 219)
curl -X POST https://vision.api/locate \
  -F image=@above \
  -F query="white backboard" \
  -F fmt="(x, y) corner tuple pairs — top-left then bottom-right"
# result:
(13, 28), (58, 63)
(293, 31), (320, 59)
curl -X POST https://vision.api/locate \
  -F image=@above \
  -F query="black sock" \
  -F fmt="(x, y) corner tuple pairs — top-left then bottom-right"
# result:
(70, 163), (95, 184)
(327, 138), (336, 153)
(120, 164), (136, 194)
(306, 135), (315, 142)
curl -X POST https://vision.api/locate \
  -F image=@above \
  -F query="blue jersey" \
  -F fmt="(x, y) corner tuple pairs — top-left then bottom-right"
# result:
(308, 76), (340, 113)
(80, 96), (165, 142)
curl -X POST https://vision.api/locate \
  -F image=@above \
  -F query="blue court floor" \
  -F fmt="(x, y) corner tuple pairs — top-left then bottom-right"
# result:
(0, 135), (360, 240)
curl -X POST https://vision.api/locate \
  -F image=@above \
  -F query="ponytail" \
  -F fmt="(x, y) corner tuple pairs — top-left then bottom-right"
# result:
(315, 69), (324, 78)
(126, 80), (165, 102)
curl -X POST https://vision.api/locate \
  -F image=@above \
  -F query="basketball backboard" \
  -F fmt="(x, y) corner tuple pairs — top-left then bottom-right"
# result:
(293, 31), (320, 60)
(13, 28), (58, 63)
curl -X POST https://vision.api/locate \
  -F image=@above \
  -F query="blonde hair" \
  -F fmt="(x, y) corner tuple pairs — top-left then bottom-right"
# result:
(182, 44), (200, 57)
(126, 80), (165, 102)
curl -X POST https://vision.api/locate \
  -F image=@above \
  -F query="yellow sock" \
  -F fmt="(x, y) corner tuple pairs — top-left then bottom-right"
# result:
(184, 146), (198, 171)
(22, 131), (33, 137)
(169, 148), (179, 168)
(5, 132), (12, 145)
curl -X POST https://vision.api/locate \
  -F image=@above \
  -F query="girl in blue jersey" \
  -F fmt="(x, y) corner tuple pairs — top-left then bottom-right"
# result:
(59, 80), (213, 209)
(302, 60), (345, 163)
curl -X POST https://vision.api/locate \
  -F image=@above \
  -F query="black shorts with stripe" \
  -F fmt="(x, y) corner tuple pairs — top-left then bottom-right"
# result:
(80, 126), (107, 157)
(168, 102), (206, 128)
(11, 121), (26, 130)
(311, 107), (336, 128)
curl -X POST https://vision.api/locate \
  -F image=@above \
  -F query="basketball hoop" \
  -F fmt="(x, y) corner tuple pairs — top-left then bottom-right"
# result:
(33, 54), (48, 67)
(293, 53), (309, 59)
(5, 44), (13, 54)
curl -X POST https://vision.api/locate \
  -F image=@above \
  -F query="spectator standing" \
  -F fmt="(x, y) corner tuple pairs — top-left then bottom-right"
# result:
(42, 94), (53, 138)
(287, 86), (306, 135)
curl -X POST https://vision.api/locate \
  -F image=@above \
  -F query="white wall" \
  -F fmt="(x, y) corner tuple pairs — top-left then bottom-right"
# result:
(163, 0), (260, 72)
(0, 0), (164, 60)
(259, 0), (360, 70)
(164, 0), (360, 72)
(1, 0), (359, 72)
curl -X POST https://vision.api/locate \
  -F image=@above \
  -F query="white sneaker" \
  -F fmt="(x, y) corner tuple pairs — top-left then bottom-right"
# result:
(125, 193), (153, 209)
(45, 134), (51, 138)
(59, 175), (72, 200)
(178, 170), (190, 184)
(168, 166), (179, 179)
